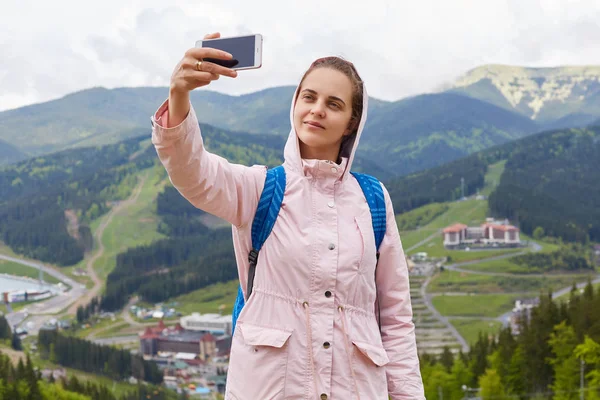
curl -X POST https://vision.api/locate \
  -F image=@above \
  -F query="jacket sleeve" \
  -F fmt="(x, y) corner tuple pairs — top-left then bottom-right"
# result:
(376, 183), (425, 399)
(151, 98), (266, 227)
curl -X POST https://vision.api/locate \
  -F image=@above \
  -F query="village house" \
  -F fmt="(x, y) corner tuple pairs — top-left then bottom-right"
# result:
(443, 218), (521, 249)
(509, 298), (539, 335)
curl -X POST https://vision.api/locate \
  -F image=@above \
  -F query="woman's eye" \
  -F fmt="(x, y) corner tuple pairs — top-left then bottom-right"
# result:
(329, 102), (340, 109)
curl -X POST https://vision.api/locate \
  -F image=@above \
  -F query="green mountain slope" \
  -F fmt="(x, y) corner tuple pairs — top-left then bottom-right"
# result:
(0, 85), (539, 176)
(488, 127), (600, 242)
(0, 121), (286, 265)
(4, 64), (600, 177)
(385, 124), (600, 243)
(0, 85), (389, 158)
(360, 92), (538, 175)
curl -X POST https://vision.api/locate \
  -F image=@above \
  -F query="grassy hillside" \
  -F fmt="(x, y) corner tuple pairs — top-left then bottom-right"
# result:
(0, 121), (288, 266)
(61, 167), (168, 286)
(0, 135), (157, 266)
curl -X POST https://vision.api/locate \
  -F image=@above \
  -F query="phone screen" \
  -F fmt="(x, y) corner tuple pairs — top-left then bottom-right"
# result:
(201, 35), (257, 69)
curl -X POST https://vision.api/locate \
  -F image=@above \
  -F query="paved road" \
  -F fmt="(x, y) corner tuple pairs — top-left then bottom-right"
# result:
(122, 296), (144, 327)
(91, 335), (139, 345)
(422, 239), (600, 348)
(2, 174), (147, 335)
(86, 296), (144, 341)
(435, 241), (600, 329)
(0, 254), (87, 333)
(67, 173), (147, 315)
(0, 254), (83, 293)
(405, 229), (442, 253)
(496, 276), (600, 327)
(420, 276), (470, 352)
(441, 242), (569, 279)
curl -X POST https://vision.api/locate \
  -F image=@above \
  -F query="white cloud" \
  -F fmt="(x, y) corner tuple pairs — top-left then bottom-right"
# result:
(1, 0), (600, 111)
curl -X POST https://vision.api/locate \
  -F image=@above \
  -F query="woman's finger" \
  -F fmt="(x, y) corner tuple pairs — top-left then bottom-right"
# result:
(184, 58), (237, 78)
(203, 32), (220, 40)
(189, 71), (220, 82)
(186, 47), (232, 62)
(203, 58), (239, 69)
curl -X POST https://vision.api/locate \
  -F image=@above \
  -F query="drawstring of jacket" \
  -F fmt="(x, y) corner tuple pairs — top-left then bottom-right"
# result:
(303, 301), (361, 400)
(339, 305), (361, 400)
(303, 301), (320, 398)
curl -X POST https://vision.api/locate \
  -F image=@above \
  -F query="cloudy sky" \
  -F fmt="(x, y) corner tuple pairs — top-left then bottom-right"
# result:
(2, 0), (600, 111)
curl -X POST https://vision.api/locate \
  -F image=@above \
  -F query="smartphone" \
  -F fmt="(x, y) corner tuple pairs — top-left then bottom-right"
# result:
(195, 34), (263, 70)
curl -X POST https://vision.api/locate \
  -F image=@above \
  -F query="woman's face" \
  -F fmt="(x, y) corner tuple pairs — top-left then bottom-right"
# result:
(293, 68), (354, 160)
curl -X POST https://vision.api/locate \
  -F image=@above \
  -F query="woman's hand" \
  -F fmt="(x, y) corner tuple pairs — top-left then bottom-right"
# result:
(168, 32), (238, 127)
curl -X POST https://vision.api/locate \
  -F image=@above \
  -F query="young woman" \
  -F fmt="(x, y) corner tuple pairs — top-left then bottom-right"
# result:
(151, 32), (424, 400)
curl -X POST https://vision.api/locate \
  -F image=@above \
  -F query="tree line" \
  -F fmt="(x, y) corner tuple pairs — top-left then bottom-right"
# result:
(0, 350), (184, 400)
(420, 280), (600, 399)
(37, 330), (163, 385)
(488, 127), (600, 243)
(512, 243), (595, 273)
(385, 153), (487, 214)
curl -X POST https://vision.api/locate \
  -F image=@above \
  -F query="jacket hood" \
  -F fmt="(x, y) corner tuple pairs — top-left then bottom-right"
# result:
(282, 75), (369, 181)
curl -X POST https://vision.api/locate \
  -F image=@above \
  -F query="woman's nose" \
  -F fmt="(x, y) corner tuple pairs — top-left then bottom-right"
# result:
(310, 102), (326, 117)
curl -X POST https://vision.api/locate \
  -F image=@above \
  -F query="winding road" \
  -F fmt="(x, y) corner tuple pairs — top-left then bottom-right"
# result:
(2, 173), (147, 334)
(405, 229), (443, 253)
(67, 173), (147, 315)
(420, 275), (470, 352)
(1, 254), (86, 332)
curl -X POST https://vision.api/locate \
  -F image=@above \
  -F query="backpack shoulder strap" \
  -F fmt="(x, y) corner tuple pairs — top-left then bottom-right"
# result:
(350, 171), (387, 334)
(250, 165), (286, 257)
(350, 171), (386, 252)
(232, 165), (286, 335)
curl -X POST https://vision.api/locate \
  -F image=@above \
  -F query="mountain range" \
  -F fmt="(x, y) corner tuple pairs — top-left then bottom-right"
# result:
(450, 64), (600, 128)
(1, 64), (600, 177)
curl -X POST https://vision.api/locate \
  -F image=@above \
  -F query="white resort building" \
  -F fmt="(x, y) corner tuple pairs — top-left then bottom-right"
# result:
(443, 218), (521, 248)
(179, 313), (232, 335)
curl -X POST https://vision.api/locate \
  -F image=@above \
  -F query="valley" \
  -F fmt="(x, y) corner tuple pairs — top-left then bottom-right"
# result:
(4, 157), (591, 360)
(0, 64), (599, 398)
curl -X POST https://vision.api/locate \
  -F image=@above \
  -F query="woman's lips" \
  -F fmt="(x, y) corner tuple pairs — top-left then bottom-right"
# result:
(304, 121), (325, 129)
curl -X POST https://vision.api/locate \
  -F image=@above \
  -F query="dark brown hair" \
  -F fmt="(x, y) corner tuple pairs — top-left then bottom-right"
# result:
(297, 56), (364, 135)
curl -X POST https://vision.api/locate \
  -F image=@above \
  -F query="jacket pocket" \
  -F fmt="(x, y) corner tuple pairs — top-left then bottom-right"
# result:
(226, 323), (293, 400)
(352, 340), (390, 367)
(351, 339), (389, 397)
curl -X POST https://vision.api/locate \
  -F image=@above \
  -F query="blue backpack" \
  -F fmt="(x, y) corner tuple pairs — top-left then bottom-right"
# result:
(231, 165), (386, 335)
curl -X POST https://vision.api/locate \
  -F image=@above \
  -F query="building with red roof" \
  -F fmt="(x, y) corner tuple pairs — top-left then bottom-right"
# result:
(443, 218), (520, 248)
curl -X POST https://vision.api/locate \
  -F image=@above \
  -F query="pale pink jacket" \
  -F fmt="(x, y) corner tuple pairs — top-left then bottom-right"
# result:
(150, 82), (425, 399)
